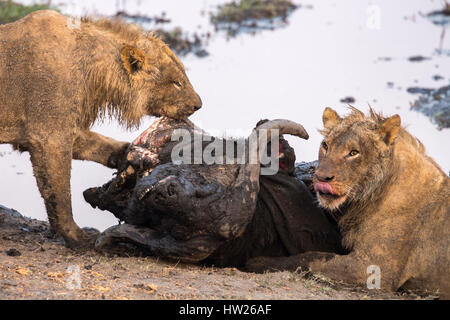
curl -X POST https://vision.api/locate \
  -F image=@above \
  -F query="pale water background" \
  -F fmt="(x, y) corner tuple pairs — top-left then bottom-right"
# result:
(0, 0), (449, 231)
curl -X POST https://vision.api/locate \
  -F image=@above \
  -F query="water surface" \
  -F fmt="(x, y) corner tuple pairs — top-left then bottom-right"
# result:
(1, 0), (449, 230)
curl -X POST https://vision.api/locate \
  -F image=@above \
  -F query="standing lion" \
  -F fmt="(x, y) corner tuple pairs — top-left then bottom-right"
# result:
(247, 107), (449, 298)
(0, 10), (202, 247)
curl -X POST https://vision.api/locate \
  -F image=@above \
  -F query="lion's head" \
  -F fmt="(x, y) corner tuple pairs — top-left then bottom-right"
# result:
(313, 107), (401, 212)
(80, 19), (202, 128)
(119, 42), (202, 120)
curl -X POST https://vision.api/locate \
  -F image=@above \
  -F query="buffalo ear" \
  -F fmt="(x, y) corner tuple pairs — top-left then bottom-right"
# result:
(380, 114), (401, 145)
(120, 45), (147, 75)
(322, 107), (342, 130)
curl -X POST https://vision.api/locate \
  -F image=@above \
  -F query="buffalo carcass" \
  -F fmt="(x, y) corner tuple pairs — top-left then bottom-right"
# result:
(84, 117), (344, 267)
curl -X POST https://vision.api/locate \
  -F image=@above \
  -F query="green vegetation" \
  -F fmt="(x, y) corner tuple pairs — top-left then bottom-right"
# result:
(211, 0), (297, 25)
(0, 0), (58, 24)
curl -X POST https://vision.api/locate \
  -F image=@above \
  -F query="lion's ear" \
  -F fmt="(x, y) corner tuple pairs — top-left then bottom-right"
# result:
(322, 107), (342, 130)
(120, 45), (147, 75)
(380, 114), (401, 145)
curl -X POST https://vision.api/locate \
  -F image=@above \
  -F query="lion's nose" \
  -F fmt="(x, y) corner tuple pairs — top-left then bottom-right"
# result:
(193, 94), (202, 111)
(315, 172), (335, 182)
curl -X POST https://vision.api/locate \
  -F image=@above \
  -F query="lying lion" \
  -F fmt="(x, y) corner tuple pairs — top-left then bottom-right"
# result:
(247, 107), (449, 298)
(0, 11), (202, 247)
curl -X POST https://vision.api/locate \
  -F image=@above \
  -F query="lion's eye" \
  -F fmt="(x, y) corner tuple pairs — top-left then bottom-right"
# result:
(173, 81), (182, 89)
(348, 150), (359, 157)
(321, 141), (328, 151)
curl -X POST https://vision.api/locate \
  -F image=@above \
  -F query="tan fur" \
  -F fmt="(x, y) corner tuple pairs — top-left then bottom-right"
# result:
(308, 107), (449, 298)
(0, 11), (202, 247)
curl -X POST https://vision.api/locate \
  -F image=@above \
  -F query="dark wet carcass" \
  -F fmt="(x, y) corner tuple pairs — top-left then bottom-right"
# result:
(84, 117), (344, 266)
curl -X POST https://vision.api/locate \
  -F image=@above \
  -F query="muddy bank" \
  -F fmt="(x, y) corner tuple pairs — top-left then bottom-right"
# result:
(0, 204), (426, 300)
(409, 84), (450, 130)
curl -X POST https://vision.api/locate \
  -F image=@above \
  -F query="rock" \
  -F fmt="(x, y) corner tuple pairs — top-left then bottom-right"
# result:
(407, 87), (434, 95)
(6, 248), (21, 256)
(340, 96), (355, 104)
(432, 75), (444, 81)
(408, 55), (430, 62)
(194, 49), (209, 58)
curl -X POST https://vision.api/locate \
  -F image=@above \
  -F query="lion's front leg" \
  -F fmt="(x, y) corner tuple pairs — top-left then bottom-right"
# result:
(73, 130), (129, 169)
(305, 252), (369, 286)
(29, 141), (91, 248)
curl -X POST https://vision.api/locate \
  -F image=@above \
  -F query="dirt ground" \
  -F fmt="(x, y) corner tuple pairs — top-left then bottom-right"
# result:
(0, 205), (433, 300)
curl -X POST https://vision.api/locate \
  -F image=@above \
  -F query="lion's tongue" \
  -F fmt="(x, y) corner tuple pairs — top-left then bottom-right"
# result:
(314, 182), (334, 195)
